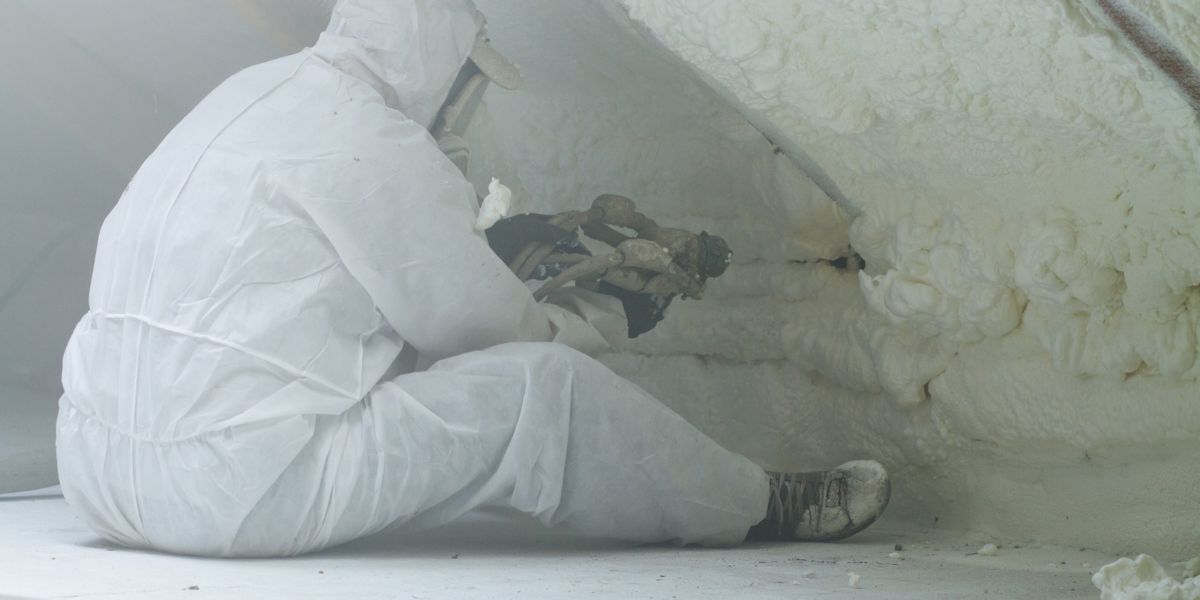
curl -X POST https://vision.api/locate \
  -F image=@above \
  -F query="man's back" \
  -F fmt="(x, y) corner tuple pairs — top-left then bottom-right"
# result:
(63, 52), (409, 439)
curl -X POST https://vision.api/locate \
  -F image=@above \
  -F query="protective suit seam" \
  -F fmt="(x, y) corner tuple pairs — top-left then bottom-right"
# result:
(89, 309), (360, 401)
(62, 397), (237, 445)
(137, 54), (312, 312)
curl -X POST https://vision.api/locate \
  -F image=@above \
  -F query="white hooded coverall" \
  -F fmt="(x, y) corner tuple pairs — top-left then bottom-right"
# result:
(56, 0), (769, 557)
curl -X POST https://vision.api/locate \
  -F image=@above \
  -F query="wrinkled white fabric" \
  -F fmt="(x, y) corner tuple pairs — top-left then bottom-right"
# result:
(56, 0), (768, 557)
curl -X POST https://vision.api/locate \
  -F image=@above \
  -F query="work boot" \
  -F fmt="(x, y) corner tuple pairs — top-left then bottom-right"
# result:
(747, 460), (891, 542)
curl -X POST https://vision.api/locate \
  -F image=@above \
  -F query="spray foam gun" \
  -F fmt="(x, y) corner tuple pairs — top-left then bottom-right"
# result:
(508, 194), (732, 301)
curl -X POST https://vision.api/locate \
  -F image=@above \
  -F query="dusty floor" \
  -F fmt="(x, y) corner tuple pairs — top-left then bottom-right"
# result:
(0, 492), (1111, 599)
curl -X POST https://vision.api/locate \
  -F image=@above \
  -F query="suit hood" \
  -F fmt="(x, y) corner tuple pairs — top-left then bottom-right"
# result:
(313, 0), (483, 128)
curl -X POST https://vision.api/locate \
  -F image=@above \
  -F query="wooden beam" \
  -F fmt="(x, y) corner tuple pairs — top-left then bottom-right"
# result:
(223, 0), (330, 55)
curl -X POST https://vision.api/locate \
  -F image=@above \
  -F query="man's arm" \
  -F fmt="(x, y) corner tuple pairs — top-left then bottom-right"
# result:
(292, 114), (555, 364)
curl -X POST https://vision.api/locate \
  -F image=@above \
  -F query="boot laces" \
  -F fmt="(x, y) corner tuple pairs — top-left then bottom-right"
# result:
(765, 470), (850, 536)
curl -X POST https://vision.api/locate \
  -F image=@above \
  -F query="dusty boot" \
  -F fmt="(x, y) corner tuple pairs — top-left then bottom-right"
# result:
(747, 460), (891, 542)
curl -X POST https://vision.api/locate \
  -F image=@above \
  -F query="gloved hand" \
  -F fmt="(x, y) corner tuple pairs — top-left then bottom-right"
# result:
(485, 213), (580, 267)
(594, 282), (674, 338)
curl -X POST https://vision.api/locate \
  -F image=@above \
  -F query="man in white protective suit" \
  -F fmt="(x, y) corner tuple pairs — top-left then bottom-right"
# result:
(56, 0), (891, 557)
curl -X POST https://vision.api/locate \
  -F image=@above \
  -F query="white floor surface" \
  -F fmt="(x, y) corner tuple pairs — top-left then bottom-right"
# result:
(0, 495), (1113, 599)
